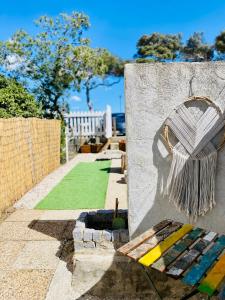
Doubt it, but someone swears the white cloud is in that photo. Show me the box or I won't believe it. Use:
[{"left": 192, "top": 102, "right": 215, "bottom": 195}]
[
  {"left": 71, "top": 95, "right": 81, "bottom": 102},
  {"left": 6, "top": 54, "right": 24, "bottom": 71}
]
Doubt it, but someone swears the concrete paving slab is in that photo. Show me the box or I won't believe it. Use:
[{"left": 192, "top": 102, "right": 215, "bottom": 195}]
[
  {"left": 5, "top": 209, "right": 44, "bottom": 222},
  {"left": 105, "top": 158, "right": 127, "bottom": 209},
  {"left": 0, "top": 241, "right": 25, "bottom": 270},
  {"left": 0, "top": 221, "right": 31, "bottom": 241},
  {"left": 39, "top": 210, "right": 82, "bottom": 221},
  {"left": 0, "top": 269, "right": 54, "bottom": 300},
  {"left": 45, "top": 260, "right": 74, "bottom": 300},
  {"left": 13, "top": 241, "right": 60, "bottom": 270}
]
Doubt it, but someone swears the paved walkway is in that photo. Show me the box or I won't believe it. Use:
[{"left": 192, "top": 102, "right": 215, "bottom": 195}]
[
  {"left": 0, "top": 209, "right": 78, "bottom": 300},
  {"left": 0, "top": 151, "right": 127, "bottom": 300}
]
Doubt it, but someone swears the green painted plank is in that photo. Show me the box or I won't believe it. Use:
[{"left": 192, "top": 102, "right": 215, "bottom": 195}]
[
  {"left": 182, "top": 235, "right": 225, "bottom": 286},
  {"left": 152, "top": 227, "right": 204, "bottom": 272}
]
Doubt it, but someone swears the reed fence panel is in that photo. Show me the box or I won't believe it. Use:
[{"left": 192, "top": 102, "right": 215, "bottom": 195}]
[{"left": 0, "top": 118, "right": 61, "bottom": 214}]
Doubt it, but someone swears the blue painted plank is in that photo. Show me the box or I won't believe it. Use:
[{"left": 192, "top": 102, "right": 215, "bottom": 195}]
[{"left": 182, "top": 235, "right": 225, "bottom": 286}]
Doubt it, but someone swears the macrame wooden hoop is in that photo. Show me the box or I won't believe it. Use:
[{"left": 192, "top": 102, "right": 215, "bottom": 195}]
[{"left": 163, "top": 96, "right": 225, "bottom": 153}]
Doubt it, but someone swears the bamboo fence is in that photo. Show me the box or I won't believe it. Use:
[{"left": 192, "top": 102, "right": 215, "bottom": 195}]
[{"left": 0, "top": 118, "right": 61, "bottom": 215}]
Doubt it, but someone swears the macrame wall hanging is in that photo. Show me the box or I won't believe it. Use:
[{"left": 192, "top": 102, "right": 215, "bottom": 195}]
[{"left": 163, "top": 96, "right": 225, "bottom": 221}]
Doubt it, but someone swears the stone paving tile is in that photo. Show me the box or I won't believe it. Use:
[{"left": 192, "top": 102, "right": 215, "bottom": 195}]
[
  {"left": 28, "top": 220, "right": 68, "bottom": 241},
  {"left": 0, "top": 241, "right": 26, "bottom": 270},
  {"left": 0, "top": 269, "right": 54, "bottom": 300},
  {"left": 45, "top": 260, "right": 74, "bottom": 300},
  {"left": 105, "top": 158, "right": 127, "bottom": 210},
  {"left": 13, "top": 241, "right": 61, "bottom": 270},
  {"left": 5, "top": 209, "right": 44, "bottom": 222},
  {"left": 0, "top": 221, "right": 31, "bottom": 241},
  {"left": 39, "top": 209, "right": 95, "bottom": 221}
]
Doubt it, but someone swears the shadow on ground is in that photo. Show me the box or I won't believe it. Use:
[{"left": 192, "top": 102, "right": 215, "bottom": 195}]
[
  {"left": 100, "top": 167, "right": 122, "bottom": 174},
  {"left": 28, "top": 219, "right": 75, "bottom": 273},
  {"left": 27, "top": 219, "right": 205, "bottom": 299},
  {"left": 116, "top": 177, "right": 126, "bottom": 184},
  {"left": 71, "top": 242, "right": 202, "bottom": 300}
]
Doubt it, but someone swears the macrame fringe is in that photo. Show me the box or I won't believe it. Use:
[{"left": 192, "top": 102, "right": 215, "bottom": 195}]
[{"left": 165, "top": 147, "right": 217, "bottom": 221}]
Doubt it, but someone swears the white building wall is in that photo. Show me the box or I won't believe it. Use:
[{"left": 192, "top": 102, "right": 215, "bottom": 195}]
[{"left": 125, "top": 62, "right": 225, "bottom": 237}]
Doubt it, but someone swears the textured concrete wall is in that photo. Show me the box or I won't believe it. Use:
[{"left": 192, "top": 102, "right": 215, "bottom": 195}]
[{"left": 125, "top": 62, "right": 225, "bottom": 237}]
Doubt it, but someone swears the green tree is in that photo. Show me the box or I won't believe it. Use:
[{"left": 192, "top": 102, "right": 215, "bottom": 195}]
[
  {"left": 215, "top": 31, "right": 225, "bottom": 57},
  {"left": 135, "top": 33, "right": 182, "bottom": 62},
  {"left": 0, "top": 75, "right": 42, "bottom": 118},
  {"left": 73, "top": 46, "right": 124, "bottom": 110},
  {"left": 0, "top": 12, "right": 90, "bottom": 118},
  {"left": 181, "top": 32, "right": 212, "bottom": 61}
]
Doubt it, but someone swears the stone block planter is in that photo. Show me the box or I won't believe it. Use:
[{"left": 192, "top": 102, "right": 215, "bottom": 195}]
[
  {"left": 72, "top": 210, "right": 157, "bottom": 298},
  {"left": 73, "top": 210, "right": 129, "bottom": 252}
]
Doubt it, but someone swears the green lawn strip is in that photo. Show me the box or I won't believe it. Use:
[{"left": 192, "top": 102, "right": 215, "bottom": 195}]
[{"left": 35, "top": 160, "right": 111, "bottom": 209}]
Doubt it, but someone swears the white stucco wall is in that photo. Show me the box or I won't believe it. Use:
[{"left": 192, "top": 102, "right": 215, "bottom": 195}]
[{"left": 125, "top": 62, "right": 225, "bottom": 237}]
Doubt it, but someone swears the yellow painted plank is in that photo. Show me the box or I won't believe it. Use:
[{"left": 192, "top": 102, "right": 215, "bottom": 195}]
[
  {"left": 198, "top": 253, "right": 225, "bottom": 296},
  {"left": 117, "top": 219, "right": 172, "bottom": 255},
  {"left": 138, "top": 224, "right": 193, "bottom": 267}
]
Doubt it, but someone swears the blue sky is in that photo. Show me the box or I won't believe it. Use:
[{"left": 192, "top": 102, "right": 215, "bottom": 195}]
[{"left": 1, "top": 1, "right": 225, "bottom": 112}]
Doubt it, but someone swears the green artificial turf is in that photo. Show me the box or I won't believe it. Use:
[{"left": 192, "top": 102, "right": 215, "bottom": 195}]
[{"left": 35, "top": 160, "right": 111, "bottom": 210}]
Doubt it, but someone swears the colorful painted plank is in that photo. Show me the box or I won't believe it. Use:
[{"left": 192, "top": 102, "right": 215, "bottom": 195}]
[
  {"left": 138, "top": 224, "right": 193, "bottom": 267},
  {"left": 198, "top": 253, "right": 225, "bottom": 296},
  {"left": 166, "top": 231, "right": 217, "bottom": 277},
  {"left": 167, "top": 249, "right": 200, "bottom": 277},
  {"left": 117, "top": 219, "right": 172, "bottom": 255},
  {"left": 128, "top": 222, "right": 182, "bottom": 260},
  {"left": 182, "top": 235, "right": 225, "bottom": 286},
  {"left": 218, "top": 283, "right": 225, "bottom": 300},
  {"left": 192, "top": 231, "right": 217, "bottom": 252},
  {"left": 152, "top": 227, "right": 204, "bottom": 272}
]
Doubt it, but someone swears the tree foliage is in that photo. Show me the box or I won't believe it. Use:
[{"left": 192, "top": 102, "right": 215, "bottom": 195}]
[
  {"left": 73, "top": 46, "right": 124, "bottom": 110},
  {"left": 181, "top": 32, "right": 213, "bottom": 61},
  {"left": 135, "top": 32, "right": 216, "bottom": 63},
  {"left": 0, "top": 12, "right": 124, "bottom": 114},
  {"left": 135, "top": 33, "right": 182, "bottom": 62},
  {"left": 215, "top": 31, "right": 225, "bottom": 54},
  {"left": 0, "top": 75, "right": 42, "bottom": 118},
  {"left": 0, "top": 12, "right": 90, "bottom": 118}
]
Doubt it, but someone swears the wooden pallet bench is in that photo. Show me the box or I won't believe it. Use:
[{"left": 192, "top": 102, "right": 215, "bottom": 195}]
[{"left": 117, "top": 220, "right": 225, "bottom": 299}]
